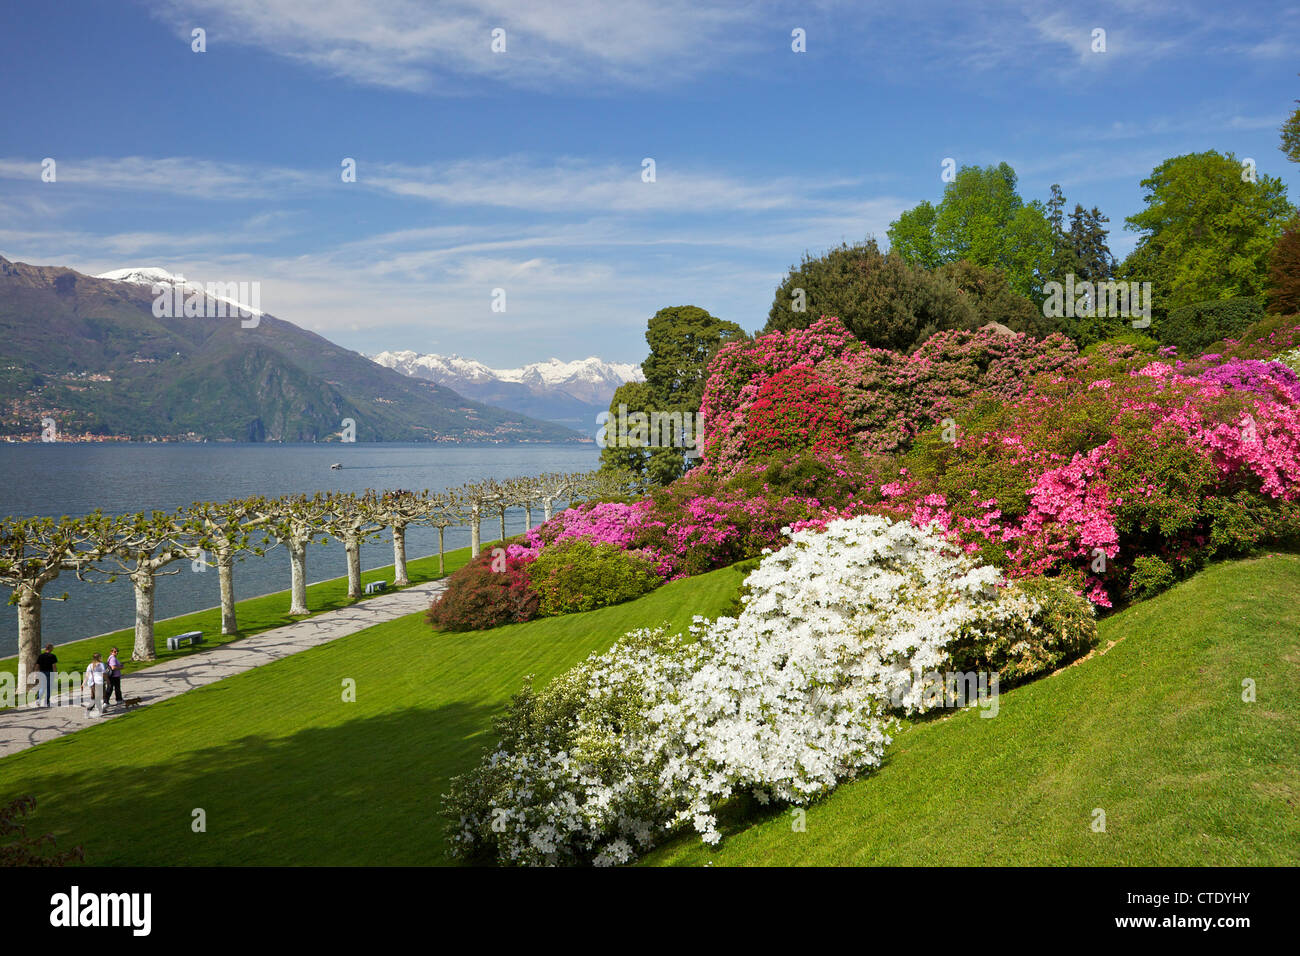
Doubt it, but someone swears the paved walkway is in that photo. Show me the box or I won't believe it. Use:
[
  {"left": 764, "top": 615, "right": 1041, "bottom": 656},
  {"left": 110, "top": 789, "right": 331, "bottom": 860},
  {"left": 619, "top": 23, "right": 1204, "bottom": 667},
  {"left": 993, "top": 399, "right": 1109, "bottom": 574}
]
[{"left": 0, "top": 579, "right": 446, "bottom": 758}]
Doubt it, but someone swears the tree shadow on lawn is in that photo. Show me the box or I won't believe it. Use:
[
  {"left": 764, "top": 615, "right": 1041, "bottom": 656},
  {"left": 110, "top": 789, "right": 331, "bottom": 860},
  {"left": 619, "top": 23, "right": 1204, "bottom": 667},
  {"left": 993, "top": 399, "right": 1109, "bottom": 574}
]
[{"left": 7, "top": 700, "right": 501, "bottom": 867}]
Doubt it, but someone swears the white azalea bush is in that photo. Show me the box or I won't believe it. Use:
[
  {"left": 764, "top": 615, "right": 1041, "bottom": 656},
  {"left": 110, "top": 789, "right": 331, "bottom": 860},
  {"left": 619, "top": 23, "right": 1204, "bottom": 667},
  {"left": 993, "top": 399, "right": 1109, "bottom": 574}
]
[{"left": 444, "top": 515, "right": 1096, "bottom": 866}]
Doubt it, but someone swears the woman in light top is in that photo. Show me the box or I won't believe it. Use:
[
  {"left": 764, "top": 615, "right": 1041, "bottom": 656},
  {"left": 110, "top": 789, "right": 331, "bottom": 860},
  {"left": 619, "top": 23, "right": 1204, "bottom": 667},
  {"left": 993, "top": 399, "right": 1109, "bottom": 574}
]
[{"left": 83, "top": 652, "right": 107, "bottom": 716}]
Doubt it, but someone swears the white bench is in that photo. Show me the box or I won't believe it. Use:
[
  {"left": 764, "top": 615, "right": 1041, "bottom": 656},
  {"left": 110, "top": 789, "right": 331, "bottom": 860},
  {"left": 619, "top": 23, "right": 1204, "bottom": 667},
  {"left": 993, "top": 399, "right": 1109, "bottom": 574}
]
[
  {"left": 166, "top": 630, "right": 204, "bottom": 651},
  {"left": 364, "top": 580, "right": 386, "bottom": 595}
]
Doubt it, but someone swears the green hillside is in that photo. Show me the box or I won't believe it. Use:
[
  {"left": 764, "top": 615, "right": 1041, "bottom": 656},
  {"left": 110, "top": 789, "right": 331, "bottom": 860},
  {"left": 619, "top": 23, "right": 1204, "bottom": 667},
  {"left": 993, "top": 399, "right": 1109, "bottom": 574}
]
[
  {"left": 643, "top": 552, "right": 1300, "bottom": 866},
  {"left": 2, "top": 554, "right": 1294, "bottom": 866}
]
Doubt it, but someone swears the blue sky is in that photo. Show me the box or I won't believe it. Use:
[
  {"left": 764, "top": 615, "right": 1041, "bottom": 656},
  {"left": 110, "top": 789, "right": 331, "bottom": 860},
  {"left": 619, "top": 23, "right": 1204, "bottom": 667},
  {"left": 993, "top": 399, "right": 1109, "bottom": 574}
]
[{"left": 1, "top": 0, "right": 1297, "bottom": 367}]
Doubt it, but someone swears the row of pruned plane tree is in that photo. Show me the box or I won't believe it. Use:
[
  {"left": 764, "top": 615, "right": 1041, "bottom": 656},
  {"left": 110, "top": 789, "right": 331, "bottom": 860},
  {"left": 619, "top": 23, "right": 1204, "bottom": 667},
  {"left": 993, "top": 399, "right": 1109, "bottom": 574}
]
[{"left": 0, "top": 470, "right": 627, "bottom": 688}]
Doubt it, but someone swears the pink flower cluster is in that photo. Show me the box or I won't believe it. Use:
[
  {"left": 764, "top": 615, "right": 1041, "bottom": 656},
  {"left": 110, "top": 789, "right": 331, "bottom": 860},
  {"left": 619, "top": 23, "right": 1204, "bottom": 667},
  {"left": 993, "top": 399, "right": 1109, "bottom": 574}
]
[{"left": 700, "top": 318, "right": 1079, "bottom": 468}]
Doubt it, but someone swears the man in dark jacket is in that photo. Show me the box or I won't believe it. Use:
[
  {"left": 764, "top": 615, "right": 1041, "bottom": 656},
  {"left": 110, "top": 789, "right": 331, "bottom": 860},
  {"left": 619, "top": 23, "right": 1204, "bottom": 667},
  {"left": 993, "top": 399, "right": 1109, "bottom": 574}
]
[{"left": 35, "top": 644, "right": 57, "bottom": 708}]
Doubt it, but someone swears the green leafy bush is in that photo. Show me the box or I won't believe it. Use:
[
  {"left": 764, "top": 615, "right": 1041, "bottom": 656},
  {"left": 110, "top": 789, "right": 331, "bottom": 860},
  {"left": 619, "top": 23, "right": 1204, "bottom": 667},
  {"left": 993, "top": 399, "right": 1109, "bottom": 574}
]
[
  {"left": 1083, "top": 330, "right": 1161, "bottom": 356},
  {"left": 947, "top": 576, "right": 1099, "bottom": 684},
  {"left": 1126, "top": 555, "right": 1177, "bottom": 601},
  {"left": 528, "top": 539, "right": 663, "bottom": 616},
  {"left": 1158, "top": 297, "right": 1264, "bottom": 355}
]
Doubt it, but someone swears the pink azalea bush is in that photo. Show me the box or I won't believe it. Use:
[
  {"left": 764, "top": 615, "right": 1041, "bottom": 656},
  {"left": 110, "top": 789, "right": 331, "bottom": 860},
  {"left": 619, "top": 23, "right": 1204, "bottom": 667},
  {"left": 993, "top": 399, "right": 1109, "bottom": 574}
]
[
  {"left": 700, "top": 318, "right": 1078, "bottom": 466},
  {"left": 869, "top": 351, "right": 1300, "bottom": 605}
]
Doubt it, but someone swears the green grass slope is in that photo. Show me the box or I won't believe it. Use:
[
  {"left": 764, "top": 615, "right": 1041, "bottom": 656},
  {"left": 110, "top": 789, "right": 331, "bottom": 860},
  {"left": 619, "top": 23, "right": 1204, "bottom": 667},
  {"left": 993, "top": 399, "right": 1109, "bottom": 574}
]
[
  {"left": 0, "top": 563, "right": 751, "bottom": 865},
  {"left": 642, "top": 552, "right": 1300, "bottom": 866}
]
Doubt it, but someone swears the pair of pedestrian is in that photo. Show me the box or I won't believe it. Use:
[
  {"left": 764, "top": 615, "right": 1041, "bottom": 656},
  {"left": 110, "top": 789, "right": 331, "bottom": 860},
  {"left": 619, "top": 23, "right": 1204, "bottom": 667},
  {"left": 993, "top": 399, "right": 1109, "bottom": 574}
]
[{"left": 82, "top": 647, "right": 123, "bottom": 716}]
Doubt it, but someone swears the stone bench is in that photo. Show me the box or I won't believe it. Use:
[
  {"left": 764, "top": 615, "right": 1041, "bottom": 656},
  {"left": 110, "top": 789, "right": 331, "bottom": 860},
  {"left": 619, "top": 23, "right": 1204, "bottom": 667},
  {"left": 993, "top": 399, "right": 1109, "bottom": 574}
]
[
  {"left": 364, "top": 580, "right": 386, "bottom": 595},
  {"left": 166, "top": 630, "right": 204, "bottom": 651}
]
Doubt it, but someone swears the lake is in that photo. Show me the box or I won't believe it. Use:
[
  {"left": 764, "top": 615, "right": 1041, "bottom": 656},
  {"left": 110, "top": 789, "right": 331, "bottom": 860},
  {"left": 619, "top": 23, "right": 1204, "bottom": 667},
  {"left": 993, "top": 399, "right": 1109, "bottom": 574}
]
[{"left": 0, "top": 442, "right": 599, "bottom": 655}]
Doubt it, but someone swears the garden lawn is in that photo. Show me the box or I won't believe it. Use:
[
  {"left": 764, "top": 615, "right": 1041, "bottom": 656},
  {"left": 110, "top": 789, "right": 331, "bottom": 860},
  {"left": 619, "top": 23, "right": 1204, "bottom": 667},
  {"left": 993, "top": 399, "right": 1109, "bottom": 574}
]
[
  {"left": 0, "top": 562, "right": 751, "bottom": 865},
  {"left": 641, "top": 552, "right": 1300, "bottom": 866},
  {"left": 1, "top": 545, "right": 476, "bottom": 687}
]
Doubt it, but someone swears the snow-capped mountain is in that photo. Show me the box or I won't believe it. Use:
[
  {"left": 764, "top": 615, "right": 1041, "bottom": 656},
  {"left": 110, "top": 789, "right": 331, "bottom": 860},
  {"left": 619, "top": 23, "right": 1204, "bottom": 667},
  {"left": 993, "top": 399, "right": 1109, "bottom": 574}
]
[
  {"left": 371, "top": 351, "right": 643, "bottom": 429},
  {"left": 96, "top": 266, "right": 264, "bottom": 318}
]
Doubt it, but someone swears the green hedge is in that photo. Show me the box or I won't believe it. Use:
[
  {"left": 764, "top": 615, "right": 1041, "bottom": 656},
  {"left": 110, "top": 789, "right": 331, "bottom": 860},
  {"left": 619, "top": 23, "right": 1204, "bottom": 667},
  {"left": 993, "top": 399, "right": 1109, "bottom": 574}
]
[{"left": 1158, "top": 297, "right": 1264, "bottom": 355}]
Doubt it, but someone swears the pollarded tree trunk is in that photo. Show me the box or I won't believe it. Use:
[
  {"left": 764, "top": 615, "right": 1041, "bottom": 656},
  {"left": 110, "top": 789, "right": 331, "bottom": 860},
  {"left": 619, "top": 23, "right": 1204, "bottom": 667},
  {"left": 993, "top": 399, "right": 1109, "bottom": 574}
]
[
  {"left": 217, "top": 545, "right": 237, "bottom": 635},
  {"left": 543, "top": 497, "right": 554, "bottom": 522},
  {"left": 392, "top": 522, "right": 409, "bottom": 587},
  {"left": 470, "top": 503, "right": 481, "bottom": 558},
  {"left": 437, "top": 526, "right": 445, "bottom": 575},
  {"left": 131, "top": 571, "right": 157, "bottom": 662},
  {"left": 15, "top": 585, "right": 42, "bottom": 698},
  {"left": 499, "top": 508, "right": 507, "bottom": 545},
  {"left": 524, "top": 502, "right": 532, "bottom": 532},
  {"left": 289, "top": 540, "right": 309, "bottom": 615},
  {"left": 344, "top": 533, "right": 362, "bottom": 600}
]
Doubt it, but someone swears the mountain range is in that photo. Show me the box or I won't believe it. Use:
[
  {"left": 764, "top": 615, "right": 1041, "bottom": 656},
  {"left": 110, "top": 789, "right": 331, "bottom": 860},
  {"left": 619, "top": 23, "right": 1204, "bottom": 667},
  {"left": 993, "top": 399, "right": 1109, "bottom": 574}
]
[
  {"left": 0, "top": 258, "right": 583, "bottom": 443},
  {"left": 370, "top": 351, "right": 643, "bottom": 430}
]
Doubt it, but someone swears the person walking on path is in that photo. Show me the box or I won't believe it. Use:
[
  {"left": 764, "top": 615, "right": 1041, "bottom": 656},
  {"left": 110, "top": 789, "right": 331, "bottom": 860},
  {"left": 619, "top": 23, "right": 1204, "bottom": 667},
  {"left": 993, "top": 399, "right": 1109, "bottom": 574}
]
[
  {"left": 104, "top": 647, "right": 123, "bottom": 709},
  {"left": 35, "top": 644, "right": 57, "bottom": 708},
  {"left": 83, "top": 653, "right": 107, "bottom": 717}
]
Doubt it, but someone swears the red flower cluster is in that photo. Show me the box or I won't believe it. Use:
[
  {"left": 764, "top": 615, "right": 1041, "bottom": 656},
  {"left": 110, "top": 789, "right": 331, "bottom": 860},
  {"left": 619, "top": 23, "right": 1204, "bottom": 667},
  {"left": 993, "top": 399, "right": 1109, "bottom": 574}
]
[{"left": 745, "top": 366, "right": 851, "bottom": 459}]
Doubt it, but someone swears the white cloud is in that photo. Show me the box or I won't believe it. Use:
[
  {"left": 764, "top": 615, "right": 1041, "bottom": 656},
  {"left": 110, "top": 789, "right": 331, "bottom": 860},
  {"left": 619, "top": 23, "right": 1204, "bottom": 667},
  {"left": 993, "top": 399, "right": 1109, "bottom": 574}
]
[
  {"left": 363, "top": 157, "right": 872, "bottom": 214},
  {"left": 0, "top": 156, "right": 321, "bottom": 200},
  {"left": 151, "top": 0, "right": 760, "bottom": 92}
]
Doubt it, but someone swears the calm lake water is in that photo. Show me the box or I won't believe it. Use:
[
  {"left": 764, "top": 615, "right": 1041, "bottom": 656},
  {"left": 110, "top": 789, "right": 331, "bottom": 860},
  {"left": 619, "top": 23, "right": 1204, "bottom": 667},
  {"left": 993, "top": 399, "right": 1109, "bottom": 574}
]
[{"left": 0, "top": 443, "right": 598, "bottom": 656}]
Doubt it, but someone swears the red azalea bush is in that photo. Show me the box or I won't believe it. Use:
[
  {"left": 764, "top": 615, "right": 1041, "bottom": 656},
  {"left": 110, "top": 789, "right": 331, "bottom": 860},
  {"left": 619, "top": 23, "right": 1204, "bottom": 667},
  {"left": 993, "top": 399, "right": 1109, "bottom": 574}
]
[
  {"left": 745, "top": 366, "right": 850, "bottom": 458},
  {"left": 426, "top": 548, "right": 540, "bottom": 631}
]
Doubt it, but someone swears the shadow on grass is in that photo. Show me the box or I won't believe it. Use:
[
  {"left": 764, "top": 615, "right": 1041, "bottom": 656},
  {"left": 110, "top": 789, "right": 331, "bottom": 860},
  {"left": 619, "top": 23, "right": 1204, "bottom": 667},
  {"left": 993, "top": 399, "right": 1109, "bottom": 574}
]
[{"left": 7, "top": 700, "right": 501, "bottom": 867}]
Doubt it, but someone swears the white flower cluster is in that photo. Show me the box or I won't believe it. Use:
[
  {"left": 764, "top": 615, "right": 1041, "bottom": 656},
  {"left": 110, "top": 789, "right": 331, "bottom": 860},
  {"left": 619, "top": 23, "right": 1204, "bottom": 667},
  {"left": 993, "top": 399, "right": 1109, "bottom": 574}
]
[{"left": 446, "top": 515, "right": 1037, "bottom": 866}]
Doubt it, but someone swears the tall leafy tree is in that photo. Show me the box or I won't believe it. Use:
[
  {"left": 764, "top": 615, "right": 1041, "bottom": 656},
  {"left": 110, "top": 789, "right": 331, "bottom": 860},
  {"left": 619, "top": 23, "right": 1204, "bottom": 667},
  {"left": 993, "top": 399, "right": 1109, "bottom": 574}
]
[
  {"left": 600, "top": 306, "right": 745, "bottom": 487},
  {"left": 1120, "top": 151, "right": 1294, "bottom": 318},
  {"left": 886, "top": 201, "right": 941, "bottom": 270},
  {"left": 1066, "top": 204, "right": 1117, "bottom": 282},
  {"left": 887, "top": 162, "right": 1055, "bottom": 297},
  {"left": 767, "top": 240, "right": 977, "bottom": 348},
  {"left": 1281, "top": 76, "right": 1300, "bottom": 165},
  {"left": 1267, "top": 213, "right": 1300, "bottom": 316},
  {"left": 0, "top": 516, "right": 97, "bottom": 692},
  {"left": 934, "top": 259, "right": 1054, "bottom": 334}
]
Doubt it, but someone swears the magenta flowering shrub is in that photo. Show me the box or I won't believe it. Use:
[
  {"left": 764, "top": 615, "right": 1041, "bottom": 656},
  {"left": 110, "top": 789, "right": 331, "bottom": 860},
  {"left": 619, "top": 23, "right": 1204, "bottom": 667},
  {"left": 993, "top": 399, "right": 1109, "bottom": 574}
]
[
  {"left": 517, "top": 501, "right": 652, "bottom": 558},
  {"left": 879, "top": 352, "right": 1300, "bottom": 606},
  {"left": 1196, "top": 358, "right": 1300, "bottom": 403}
]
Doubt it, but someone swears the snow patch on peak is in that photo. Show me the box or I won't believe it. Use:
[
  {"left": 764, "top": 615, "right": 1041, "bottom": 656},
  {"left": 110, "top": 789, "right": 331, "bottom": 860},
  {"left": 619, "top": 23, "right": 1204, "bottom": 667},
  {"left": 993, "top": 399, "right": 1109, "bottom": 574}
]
[
  {"left": 96, "top": 266, "right": 264, "bottom": 318},
  {"left": 96, "top": 266, "right": 184, "bottom": 285},
  {"left": 370, "top": 350, "right": 643, "bottom": 403}
]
